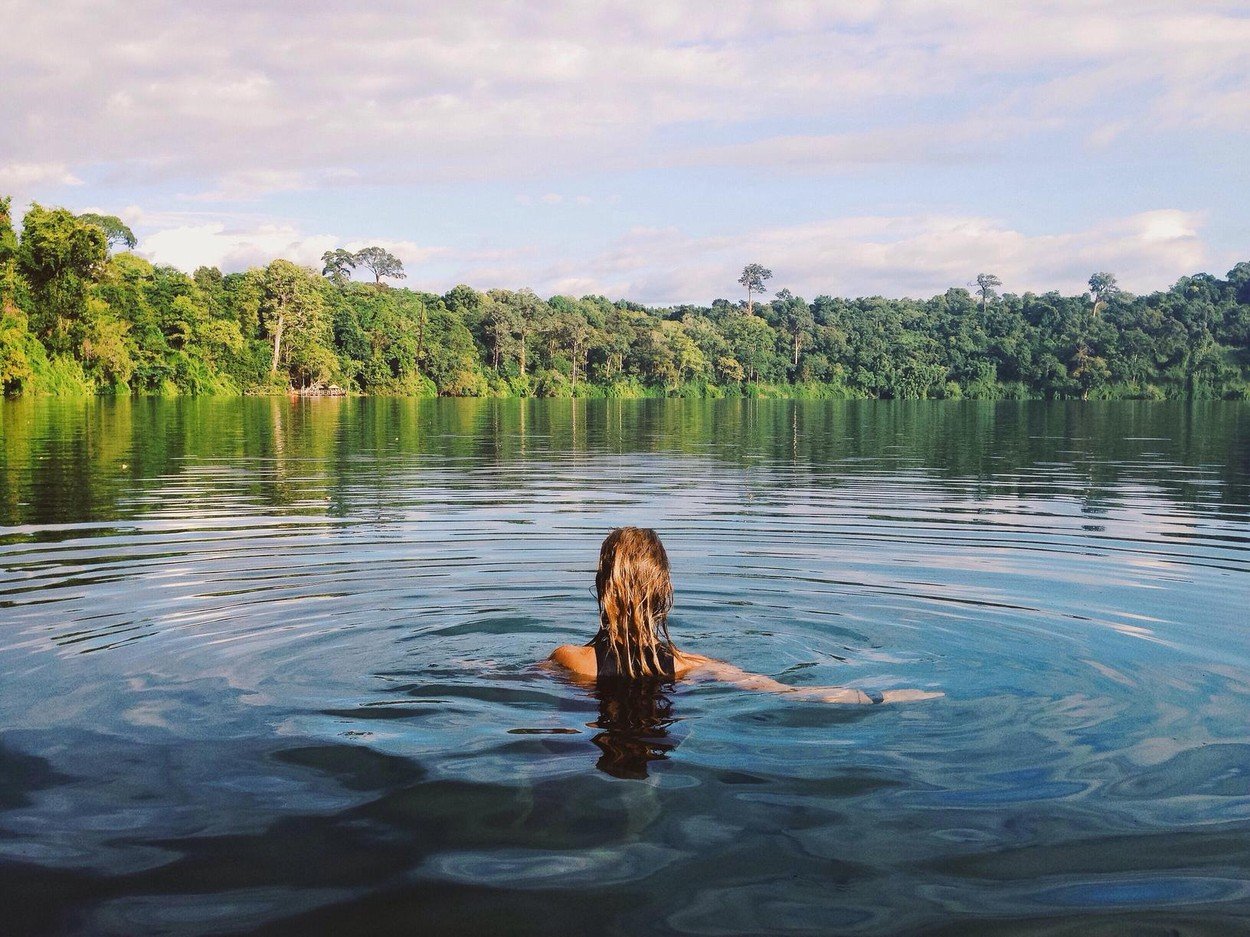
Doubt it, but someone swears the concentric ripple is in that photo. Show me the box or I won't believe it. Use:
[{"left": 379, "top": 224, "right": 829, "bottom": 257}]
[{"left": 1, "top": 397, "right": 1248, "bottom": 936}]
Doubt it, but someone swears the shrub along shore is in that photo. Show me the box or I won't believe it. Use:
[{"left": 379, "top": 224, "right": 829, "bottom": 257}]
[{"left": 2, "top": 197, "right": 1248, "bottom": 401}]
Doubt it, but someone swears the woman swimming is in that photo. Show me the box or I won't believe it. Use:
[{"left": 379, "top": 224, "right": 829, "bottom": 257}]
[{"left": 550, "top": 526, "right": 942, "bottom": 704}]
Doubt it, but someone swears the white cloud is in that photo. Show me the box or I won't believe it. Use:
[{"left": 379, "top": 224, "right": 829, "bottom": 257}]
[
  {"left": 135, "top": 206, "right": 1214, "bottom": 304},
  {"left": 140, "top": 223, "right": 338, "bottom": 272},
  {"left": 670, "top": 118, "right": 1047, "bottom": 172},
  {"left": 5, "top": 2, "right": 1240, "bottom": 298},
  {"left": 442, "top": 209, "right": 1213, "bottom": 304},
  {"left": 2, "top": 2, "right": 1247, "bottom": 192},
  {"left": 0, "top": 161, "right": 83, "bottom": 190},
  {"left": 516, "top": 192, "right": 598, "bottom": 206},
  {"left": 139, "top": 220, "right": 447, "bottom": 282},
  {"left": 180, "top": 170, "right": 310, "bottom": 203}
]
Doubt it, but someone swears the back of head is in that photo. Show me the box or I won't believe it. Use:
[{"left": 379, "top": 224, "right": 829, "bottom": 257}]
[{"left": 595, "top": 527, "right": 674, "bottom": 679}]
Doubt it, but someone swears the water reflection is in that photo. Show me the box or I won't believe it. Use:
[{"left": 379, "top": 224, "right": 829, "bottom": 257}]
[
  {"left": 3, "top": 398, "right": 1249, "bottom": 526},
  {"left": 3, "top": 398, "right": 1250, "bottom": 934},
  {"left": 589, "top": 679, "right": 678, "bottom": 780}
]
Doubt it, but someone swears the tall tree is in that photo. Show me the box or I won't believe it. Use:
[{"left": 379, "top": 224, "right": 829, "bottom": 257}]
[
  {"left": 1, "top": 197, "right": 39, "bottom": 393},
  {"left": 1088, "top": 272, "right": 1120, "bottom": 317},
  {"left": 724, "top": 310, "right": 777, "bottom": 382},
  {"left": 774, "top": 290, "right": 815, "bottom": 368},
  {"left": 512, "top": 288, "right": 546, "bottom": 377},
  {"left": 78, "top": 212, "right": 137, "bottom": 251},
  {"left": 353, "top": 246, "right": 405, "bottom": 286},
  {"left": 16, "top": 204, "right": 108, "bottom": 353},
  {"left": 738, "top": 263, "right": 772, "bottom": 315},
  {"left": 444, "top": 283, "right": 481, "bottom": 313},
  {"left": 1227, "top": 262, "right": 1250, "bottom": 305},
  {"left": 482, "top": 291, "right": 520, "bottom": 371},
  {"left": 414, "top": 299, "right": 427, "bottom": 366},
  {"left": 259, "top": 260, "right": 331, "bottom": 385},
  {"left": 975, "top": 273, "right": 1002, "bottom": 313},
  {"left": 0, "top": 196, "right": 18, "bottom": 297},
  {"left": 321, "top": 248, "right": 356, "bottom": 287},
  {"left": 552, "top": 300, "right": 593, "bottom": 392}
]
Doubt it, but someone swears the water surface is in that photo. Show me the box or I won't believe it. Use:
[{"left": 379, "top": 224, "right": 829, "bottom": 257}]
[{"left": 2, "top": 399, "right": 1249, "bottom": 935}]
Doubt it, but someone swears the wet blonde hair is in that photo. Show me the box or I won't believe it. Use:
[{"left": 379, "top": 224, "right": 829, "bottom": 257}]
[{"left": 595, "top": 527, "right": 675, "bottom": 678}]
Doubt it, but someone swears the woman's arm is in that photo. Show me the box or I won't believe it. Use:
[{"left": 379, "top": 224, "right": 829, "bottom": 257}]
[{"left": 676, "top": 653, "right": 942, "bottom": 704}]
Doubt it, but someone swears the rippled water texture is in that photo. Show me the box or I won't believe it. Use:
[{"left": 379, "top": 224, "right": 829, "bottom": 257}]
[{"left": 2, "top": 398, "right": 1250, "bottom": 936}]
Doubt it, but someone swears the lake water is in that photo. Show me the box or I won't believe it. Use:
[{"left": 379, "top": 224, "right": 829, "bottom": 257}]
[{"left": 2, "top": 398, "right": 1249, "bottom": 936}]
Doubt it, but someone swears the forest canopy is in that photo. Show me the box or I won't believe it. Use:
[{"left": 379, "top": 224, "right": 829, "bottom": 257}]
[{"left": 2, "top": 197, "right": 1248, "bottom": 400}]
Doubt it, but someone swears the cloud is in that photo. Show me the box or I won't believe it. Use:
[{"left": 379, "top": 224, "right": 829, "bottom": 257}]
[
  {"left": 516, "top": 192, "right": 600, "bottom": 206},
  {"left": 139, "top": 219, "right": 447, "bottom": 281},
  {"left": 566, "top": 209, "right": 1210, "bottom": 303},
  {"left": 6, "top": 2, "right": 1239, "bottom": 299},
  {"left": 479, "top": 209, "right": 1213, "bottom": 303},
  {"left": 0, "top": 161, "right": 83, "bottom": 190},
  {"left": 179, "top": 173, "right": 305, "bottom": 204},
  {"left": 669, "top": 118, "right": 1046, "bottom": 172},
  {"left": 2, "top": 2, "right": 1247, "bottom": 192},
  {"left": 140, "top": 223, "right": 339, "bottom": 272},
  {"left": 134, "top": 207, "right": 1215, "bottom": 304}
]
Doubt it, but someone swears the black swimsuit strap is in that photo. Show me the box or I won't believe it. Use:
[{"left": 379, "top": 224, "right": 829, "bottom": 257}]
[
  {"left": 590, "top": 630, "right": 618, "bottom": 678},
  {"left": 589, "top": 629, "right": 675, "bottom": 681}
]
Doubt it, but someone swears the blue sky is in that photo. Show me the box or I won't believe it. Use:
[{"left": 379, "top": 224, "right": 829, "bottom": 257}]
[{"left": 2, "top": 0, "right": 1248, "bottom": 304}]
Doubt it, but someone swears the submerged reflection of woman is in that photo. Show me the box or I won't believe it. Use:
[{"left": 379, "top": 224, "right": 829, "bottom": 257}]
[
  {"left": 550, "top": 527, "right": 942, "bottom": 704},
  {"left": 590, "top": 679, "right": 676, "bottom": 779}
]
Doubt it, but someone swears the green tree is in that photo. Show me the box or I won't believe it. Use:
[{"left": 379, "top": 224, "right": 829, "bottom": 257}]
[
  {"left": 259, "top": 260, "right": 333, "bottom": 386},
  {"left": 1225, "top": 262, "right": 1250, "bottom": 305},
  {"left": 0, "top": 197, "right": 19, "bottom": 291},
  {"left": 321, "top": 248, "right": 357, "bottom": 287},
  {"left": 78, "top": 212, "right": 137, "bottom": 251},
  {"left": 353, "top": 246, "right": 405, "bottom": 286},
  {"left": 16, "top": 203, "right": 108, "bottom": 354},
  {"left": 975, "top": 273, "right": 1002, "bottom": 313},
  {"left": 79, "top": 296, "right": 135, "bottom": 389},
  {"left": 0, "top": 303, "right": 43, "bottom": 393},
  {"left": 2, "top": 192, "right": 1248, "bottom": 401},
  {"left": 444, "top": 284, "right": 483, "bottom": 318},
  {"left": 724, "top": 309, "right": 777, "bottom": 383},
  {"left": 738, "top": 263, "right": 773, "bottom": 315},
  {"left": 549, "top": 298, "right": 595, "bottom": 392},
  {"left": 419, "top": 306, "right": 487, "bottom": 396},
  {"left": 192, "top": 266, "right": 227, "bottom": 318},
  {"left": 1088, "top": 272, "right": 1120, "bottom": 317},
  {"left": 482, "top": 290, "right": 521, "bottom": 372},
  {"left": 511, "top": 288, "right": 546, "bottom": 378},
  {"left": 773, "top": 289, "right": 815, "bottom": 368},
  {"left": 1070, "top": 340, "right": 1110, "bottom": 399}
]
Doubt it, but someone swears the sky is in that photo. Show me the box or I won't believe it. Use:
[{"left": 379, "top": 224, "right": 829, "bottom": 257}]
[{"left": 2, "top": 0, "right": 1248, "bottom": 305}]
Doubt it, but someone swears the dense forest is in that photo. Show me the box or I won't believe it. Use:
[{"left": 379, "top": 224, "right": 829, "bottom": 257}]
[{"left": 2, "top": 197, "right": 1248, "bottom": 400}]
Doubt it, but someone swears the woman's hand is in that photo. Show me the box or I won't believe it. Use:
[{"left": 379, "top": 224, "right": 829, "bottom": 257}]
[
  {"left": 800, "top": 687, "right": 944, "bottom": 704},
  {"left": 880, "top": 688, "right": 944, "bottom": 703}
]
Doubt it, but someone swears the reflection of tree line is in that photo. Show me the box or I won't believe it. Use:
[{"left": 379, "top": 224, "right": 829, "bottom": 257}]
[{"left": 2, "top": 398, "right": 1247, "bottom": 525}]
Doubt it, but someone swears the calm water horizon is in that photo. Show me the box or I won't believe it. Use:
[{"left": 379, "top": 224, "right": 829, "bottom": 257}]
[{"left": 2, "top": 398, "right": 1249, "bottom": 935}]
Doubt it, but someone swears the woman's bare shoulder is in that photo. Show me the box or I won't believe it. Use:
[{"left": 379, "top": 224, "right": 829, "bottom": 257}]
[{"left": 549, "top": 644, "right": 597, "bottom": 678}]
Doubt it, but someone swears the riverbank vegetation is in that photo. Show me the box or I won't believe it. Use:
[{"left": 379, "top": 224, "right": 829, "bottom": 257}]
[{"left": 2, "top": 197, "right": 1248, "bottom": 400}]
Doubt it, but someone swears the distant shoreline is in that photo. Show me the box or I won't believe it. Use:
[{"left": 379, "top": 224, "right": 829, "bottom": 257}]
[
  {"left": 6, "top": 385, "right": 1247, "bottom": 403},
  {"left": 3, "top": 199, "right": 1248, "bottom": 403}
]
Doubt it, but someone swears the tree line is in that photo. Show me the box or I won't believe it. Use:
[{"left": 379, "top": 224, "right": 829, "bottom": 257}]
[{"left": 2, "top": 197, "right": 1248, "bottom": 400}]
